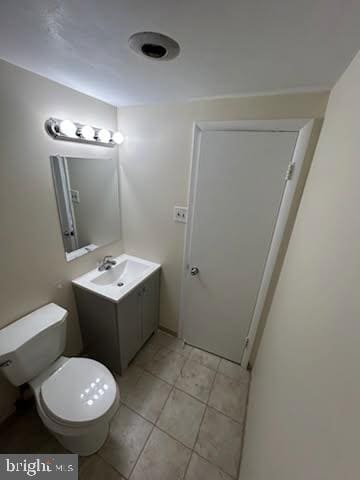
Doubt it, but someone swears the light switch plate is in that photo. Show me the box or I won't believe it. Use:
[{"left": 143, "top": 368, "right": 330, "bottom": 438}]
[
  {"left": 174, "top": 206, "right": 188, "bottom": 223},
  {"left": 70, "top": 189, "right": 80, "bottom": 203}
]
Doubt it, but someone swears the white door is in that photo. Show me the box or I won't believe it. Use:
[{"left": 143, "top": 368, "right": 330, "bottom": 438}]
[{"left": 182, "top": 128, "right": 298, "bottom": 363}]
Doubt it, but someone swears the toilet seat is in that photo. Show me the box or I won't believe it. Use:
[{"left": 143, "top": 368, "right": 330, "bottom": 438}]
[{"left": 40, "top": 357, "right": 117, "bottom": 428}]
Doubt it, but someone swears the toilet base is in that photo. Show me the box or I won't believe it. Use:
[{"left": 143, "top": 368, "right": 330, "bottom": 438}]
[{"left": 52, "top": 421, "right": 109, "bottom": 456}]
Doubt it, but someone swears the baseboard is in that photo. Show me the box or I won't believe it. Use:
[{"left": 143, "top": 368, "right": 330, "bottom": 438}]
[{"left": 158, "top": 325, "right": 178, "bottom": 337}]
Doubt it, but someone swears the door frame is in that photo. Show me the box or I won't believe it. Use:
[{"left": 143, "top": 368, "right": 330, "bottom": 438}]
[
  {"left": 50, "top": 155, "right": 79, "bottom": 252},
  {"left": 179, "top": 119, "right": 315, "bottom": 368}
]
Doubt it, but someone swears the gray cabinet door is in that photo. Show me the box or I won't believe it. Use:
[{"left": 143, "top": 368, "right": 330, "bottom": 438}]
[
  {"left": 74, "top": 286, "right": 120, "bottom": 371},
  {"left": 141, "top": 272, "right": 160, "bottom": 342},
  {"left": 117, "top": 287, "right": 142, "bottom": 369}
]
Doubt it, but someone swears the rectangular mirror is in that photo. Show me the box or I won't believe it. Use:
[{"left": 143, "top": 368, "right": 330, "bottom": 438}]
[{"left": 50, "top": 155, "right": 120, "bottom": 261}]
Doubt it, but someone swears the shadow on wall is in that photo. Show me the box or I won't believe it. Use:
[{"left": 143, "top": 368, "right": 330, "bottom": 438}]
[
  {"left": 249, "top": 118, "right": 324, "bottom": 367},
  {"left": 0, "top": 376, "right": 17, "bottom": 422}
]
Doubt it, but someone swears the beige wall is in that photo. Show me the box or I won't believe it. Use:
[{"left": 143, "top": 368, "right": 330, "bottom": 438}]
[
  {"left": 0, "top": 59, "right": 123, "bottom": 421},
  {"left": 240, "top": 51, "right": 360, "bottom": 479},
  {"left": 117, "top": 92, "right": 329, "bottom": 333}
]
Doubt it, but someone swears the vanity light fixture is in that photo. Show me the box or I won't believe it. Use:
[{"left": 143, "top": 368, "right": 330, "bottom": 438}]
[
  {"left": 59, "top": 119, "right": 77, "bottom": 137},
  {"left": 112, "top": 131, "right": 124, "bottom": 145},
  {"left": 45, "top": 117, "right": 124, "bottom": 148},
  {"left": 97, "top": 128, "right": 111, "bottom": 143},
  {"left": 79, "top": 124, "right": 95, "bottom": 141}
]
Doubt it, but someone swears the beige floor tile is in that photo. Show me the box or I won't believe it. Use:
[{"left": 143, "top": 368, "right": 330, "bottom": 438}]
[
  {"left": 132, "top": 343, "right": 161, "bottom": 368},
  {"left": 157, "top": 388, "right": 205, "bottom": 448},
  {"left": 173, "top": 342, "right": 193, "bottom": 357},
  {"left": 79, "top": 454, "right": 95, "bottom": 467},
  {"left": 123, "top": 371, "right": 172, "bottom": 422},
  {"left": 208, "top": 373, "right": 248, "bottom": 422},
  {"left": 185, "top": 453, "right": 232, "bottom": 480},
  {"left": 217, "top": 359, "right": 250, "bottom": 383},
  {"left": 130, "top": 428, "right": 191, "bottom": 480},
  {"left": 189, "top": 348, "right": 221, "bottom": 371},
  {"left": 175, "top": 359, "right": 216, "bottom": 403},
  {"left": 148, "top": 330, "right": 193, "bottom": 356},
  {"left": 194, "top": 407, "right": 243, "bottom": 478},
  {"left": 145, "top": 347, "right": 187, "bottom": 384},
  {"left": 99, "top": 405, "right": 153, "bottom": 478},
  {"left": 79, "top": 455, "right": 125, "bottom": 480},
  {"left": 116, "top": 365, "right": 144, "bottom": 402},
  {"left": 147, "top": 330, "right": 179, "bottom": 348}
]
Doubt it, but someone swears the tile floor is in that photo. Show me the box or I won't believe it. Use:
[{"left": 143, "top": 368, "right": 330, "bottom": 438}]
[{"left": 0, "top": 330, "right": 250, "bottom": 480}]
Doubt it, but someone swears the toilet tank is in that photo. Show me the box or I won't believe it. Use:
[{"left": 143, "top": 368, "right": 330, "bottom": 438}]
[{"left": 0, "top": 303, "right": 67, "bottom": 386}]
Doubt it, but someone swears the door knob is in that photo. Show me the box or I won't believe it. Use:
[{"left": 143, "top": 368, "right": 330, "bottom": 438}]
[{"left": 190, "top": 266, "right": 199, "bottom": 276}]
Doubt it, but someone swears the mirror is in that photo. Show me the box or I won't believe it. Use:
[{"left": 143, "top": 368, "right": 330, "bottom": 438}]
[{"left": 50, "top": 155, "right": 120, "bottom": 261}]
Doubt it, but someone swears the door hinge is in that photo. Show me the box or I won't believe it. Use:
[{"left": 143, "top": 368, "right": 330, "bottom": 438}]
[
  {"left": 285, "top": 162, "right": 295, "bottom": 181},
  {"left": 245, "top": 337, "right": 250, "bottom": 349}
]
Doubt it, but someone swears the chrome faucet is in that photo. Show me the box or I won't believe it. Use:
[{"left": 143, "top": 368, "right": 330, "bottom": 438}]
[{"left": 98, "top": 255, "right": 116, "bottom": 271}]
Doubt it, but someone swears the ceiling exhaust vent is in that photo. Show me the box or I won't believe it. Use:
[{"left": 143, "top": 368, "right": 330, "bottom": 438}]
[{"left": 129, "top": 32, "right": 180, "bottom": 61}]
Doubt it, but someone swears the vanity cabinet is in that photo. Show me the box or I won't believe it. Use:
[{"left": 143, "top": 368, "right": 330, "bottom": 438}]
[{"left": 74, "top": 270, "right": 160, "bottom": 374}]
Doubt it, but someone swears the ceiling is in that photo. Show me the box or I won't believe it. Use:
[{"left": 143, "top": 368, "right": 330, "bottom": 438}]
[{"left": 0, "top": 0, "right": 359, "bottom": 106}]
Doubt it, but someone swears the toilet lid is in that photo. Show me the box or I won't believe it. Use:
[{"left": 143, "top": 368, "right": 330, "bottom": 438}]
[{"left": 40, "top": 357, "right": 117, "bottom": 426}]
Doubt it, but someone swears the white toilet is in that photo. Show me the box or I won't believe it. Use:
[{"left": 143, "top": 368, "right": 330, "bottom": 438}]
[{"left": 0, "top": 303, "right": 119, "bottom": 456}]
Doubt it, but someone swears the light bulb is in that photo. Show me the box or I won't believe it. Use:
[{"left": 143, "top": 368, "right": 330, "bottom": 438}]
[
  {"left": 112, "top": 131, "right": 124, "bottom": 145},
  {"left": 97, "top": 128, "right": 111, "bottom": 143},
  {"left": 80, "top": 125, "right": 95, "bottom": 140},
  {"left": 59, "top": 119, "right": 77, "bottom": 137}
]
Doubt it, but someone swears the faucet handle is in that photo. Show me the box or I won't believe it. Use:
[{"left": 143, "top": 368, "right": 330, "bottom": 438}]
[{"left": 103, "top": 255, "right": 116, "bottom": 265}]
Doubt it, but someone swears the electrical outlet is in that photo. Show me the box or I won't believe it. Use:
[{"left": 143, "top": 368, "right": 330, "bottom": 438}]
[
  {"left": 174, "top": 206, "right": 188, "bottom": 223},
  {"left": 71, "top": 189, "right": 80, "bottom": 203}
]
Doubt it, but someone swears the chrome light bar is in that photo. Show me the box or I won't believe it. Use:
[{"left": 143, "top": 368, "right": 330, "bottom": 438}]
[{"left": 45, "top": 118, "right": 124, "bottom": 147}]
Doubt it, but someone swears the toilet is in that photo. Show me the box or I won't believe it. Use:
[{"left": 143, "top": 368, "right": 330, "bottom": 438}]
[{"left": 0, "top": 303, "right": 119, "bottom": 456}]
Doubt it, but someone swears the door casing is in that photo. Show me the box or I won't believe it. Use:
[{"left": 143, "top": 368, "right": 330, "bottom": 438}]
[{"left": 179, "top": 119, "right": 315, "bottom": 368}]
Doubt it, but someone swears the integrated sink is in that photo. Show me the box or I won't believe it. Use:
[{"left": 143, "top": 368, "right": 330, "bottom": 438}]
[
  {"left": 92, "top": 259, "right": 150, "bottom": 286},
  {"left": 72, "top": 254, "right": 161, "bottom": 302}
]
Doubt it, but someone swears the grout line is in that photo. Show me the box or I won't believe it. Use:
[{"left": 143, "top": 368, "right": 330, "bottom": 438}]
[
  {"left": 156, "top": 383, "right": 175, "bottom": 423},
  {"left": 127, "top": 384, "right": 175, "bottom": 479},
  {"left": 172, "top": 385, "right": 207, "bottom": 406},
  {"left": 192, "top": 401, "right": 208, "bottom": 450},
  {"left": 204, "top": 403, "right": 245, "bottom": 426},
  {"left": 115, "top": 413, "right": 236, "bottom": 480},
  {"left": 127, "top": 422, "right": 156, "bottom": 479},
  {"left": 131, "top": 353, "right": 248, "bottom": 424},
  {"left": 207, "top": 367, "right": 218, "bottom": 406},
  {"left": 117, "top": 354, "right": 248, "bottom": 425},
  {"left": 93, "top": 452, "right": 129, "bottom": 479},
  {"left": 182, "top": 450, "right": 194, "bottom": 480},
  {"left": 190, "top": 450, "right": 238, "bottom": 480},
  {"left": 120, "top": 402, "right": 156, "bottom": 426},
  {"left": 236, "top": 372, "right": 252, "bottom": 480},
  {"left": 115, "top": 337, "right": 249, "bottom": 479}
]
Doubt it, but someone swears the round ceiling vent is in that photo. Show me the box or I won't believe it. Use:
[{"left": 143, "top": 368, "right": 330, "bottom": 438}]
[{"left": 129, "top": 32, "right": 180, "bottom": 61}]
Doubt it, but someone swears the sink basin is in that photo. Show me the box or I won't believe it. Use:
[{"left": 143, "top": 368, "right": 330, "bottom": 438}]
[
  {"left": 92, "top": 259, "right": 150, "bottom": 287},
  {"left": 72, "top": 254, "right": 161, "bottom": 302}
]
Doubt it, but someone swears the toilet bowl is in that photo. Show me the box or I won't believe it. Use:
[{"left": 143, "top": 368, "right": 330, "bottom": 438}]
[
  {"left": 0, "top": 303, "right": 119, "bottom": 456},
  {"left": 30, "top": 356, "right": 119, "bottom": 455}
]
